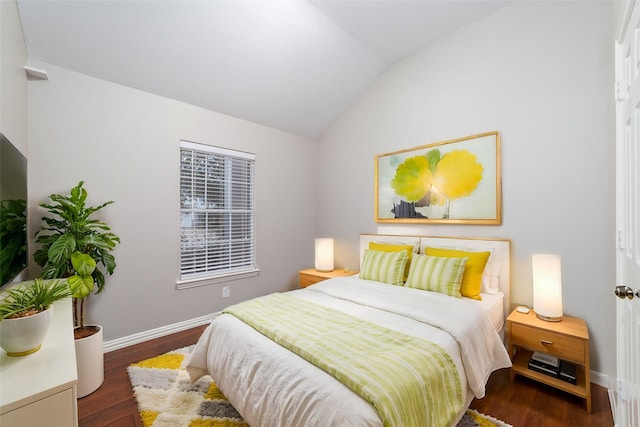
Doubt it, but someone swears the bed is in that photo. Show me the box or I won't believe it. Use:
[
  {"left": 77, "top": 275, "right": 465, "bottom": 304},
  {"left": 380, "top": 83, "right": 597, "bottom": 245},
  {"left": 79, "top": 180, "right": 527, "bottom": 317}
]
[{"left": 186, "top": 234, "right": 512, "bottom": 427}]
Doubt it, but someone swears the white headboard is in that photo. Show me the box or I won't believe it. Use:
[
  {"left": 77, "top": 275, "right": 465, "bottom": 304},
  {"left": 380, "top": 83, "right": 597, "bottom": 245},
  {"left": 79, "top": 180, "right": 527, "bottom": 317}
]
[{"left": 359, "top": 234, "right": 511, "bottom": 317}]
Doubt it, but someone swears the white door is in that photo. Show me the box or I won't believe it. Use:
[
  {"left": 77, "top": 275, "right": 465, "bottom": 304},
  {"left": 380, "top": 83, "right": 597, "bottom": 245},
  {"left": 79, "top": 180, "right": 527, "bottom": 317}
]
[{"left": 615, "top": 1, "right": 640, "bottom": 426}]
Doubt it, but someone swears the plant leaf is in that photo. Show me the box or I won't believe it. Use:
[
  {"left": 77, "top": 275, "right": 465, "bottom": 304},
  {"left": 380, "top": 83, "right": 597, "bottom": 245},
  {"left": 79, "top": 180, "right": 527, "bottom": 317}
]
[
  {"left": 67, "top": 274, "right": 94, "bottom": 299},
  {"left": 101, "top": 252, "right": 117, "bottom": 275},
  {"left": 47, "top": 233, "right": 77, "bottom": 265},
  {"left": 40, "top": 262, "right": 66, "bottom": 280},
  {"left": 93, "top": 268, "right": 106, "bottom": 294},
  {"left": 71, "top": 252, "right": 96, "bottom": 276}
]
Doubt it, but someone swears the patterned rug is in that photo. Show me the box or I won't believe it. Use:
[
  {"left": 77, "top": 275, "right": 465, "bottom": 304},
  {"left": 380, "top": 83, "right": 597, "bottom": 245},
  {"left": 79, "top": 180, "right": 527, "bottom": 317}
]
[{"left": 127, "top": 346, "right": 512, "bottom": 427}]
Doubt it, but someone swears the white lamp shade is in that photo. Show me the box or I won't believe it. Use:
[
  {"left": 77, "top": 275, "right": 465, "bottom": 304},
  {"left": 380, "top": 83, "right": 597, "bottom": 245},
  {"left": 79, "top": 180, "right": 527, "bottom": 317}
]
[
  {"left": 532, "top": 254, "right": 563, "bottom": 321},
  {"left": 315, "top": 238, "right": 334, "bottom": 272}
]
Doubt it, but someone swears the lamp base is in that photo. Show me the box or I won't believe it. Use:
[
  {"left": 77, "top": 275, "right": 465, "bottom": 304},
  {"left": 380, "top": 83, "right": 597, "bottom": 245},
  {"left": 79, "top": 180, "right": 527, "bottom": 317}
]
[
  {"left": 316, "top": 269, "right": 334, "bottom": 273},
  {"left": 535, "top": 312, "right": 562, "bottom": 322}
]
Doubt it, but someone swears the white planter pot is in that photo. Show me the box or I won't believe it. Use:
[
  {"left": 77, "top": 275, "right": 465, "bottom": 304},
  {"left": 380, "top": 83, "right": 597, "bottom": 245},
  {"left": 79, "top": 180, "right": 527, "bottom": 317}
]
[
  {"left": 75, "top": 325, "right": 104, "bottom": 398},
  {"left": 0, "top": 307, "right": 53, "bottom": 356}
]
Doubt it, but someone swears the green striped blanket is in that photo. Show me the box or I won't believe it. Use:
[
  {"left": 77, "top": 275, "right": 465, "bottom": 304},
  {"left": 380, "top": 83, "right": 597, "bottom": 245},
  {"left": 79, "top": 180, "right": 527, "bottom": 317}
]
[{"left": 223, "top": 293, "right": 463, "bottom": 427}]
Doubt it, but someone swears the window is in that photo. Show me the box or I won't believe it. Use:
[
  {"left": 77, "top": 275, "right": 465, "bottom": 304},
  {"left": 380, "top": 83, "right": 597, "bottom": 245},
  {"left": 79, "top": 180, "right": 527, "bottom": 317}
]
[{"left": 178, "top": 141, "right": 257, "bottom": 288}]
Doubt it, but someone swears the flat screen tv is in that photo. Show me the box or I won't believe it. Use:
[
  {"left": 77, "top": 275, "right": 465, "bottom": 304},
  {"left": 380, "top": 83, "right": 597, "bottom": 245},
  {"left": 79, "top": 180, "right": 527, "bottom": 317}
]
[{"left": 0, "top": 133, "right": 28, "bottom": 287}]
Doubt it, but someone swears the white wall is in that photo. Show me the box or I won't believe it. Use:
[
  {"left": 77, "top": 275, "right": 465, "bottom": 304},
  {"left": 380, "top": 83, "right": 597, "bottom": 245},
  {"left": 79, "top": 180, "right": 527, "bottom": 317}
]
[
  {"left": 1, "top": 0, "right": 29, "bottom": 284},
  {"left": 27, "top": 61, "right": 319, "bottom": 341},
  {"left": 0, "top": 0, "right": 28, "bottom": 154},
  {"left": 319, "top": 1, "right": 616, "bottom": 379}
]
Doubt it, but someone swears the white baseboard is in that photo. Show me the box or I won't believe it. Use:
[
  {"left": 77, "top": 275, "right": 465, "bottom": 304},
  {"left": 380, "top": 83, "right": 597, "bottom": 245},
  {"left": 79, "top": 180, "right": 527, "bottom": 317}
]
[
  {"left": 609, "top": 387, "right": 618, "bottom": 426},
  {"left": 591, "top": 370, "right": 610, "bottom": 389},
  {"left": 592, "top": 370, "right": 616, "bottom": 423},
  {"left": 103, "top": 312, "right": 219, "bottom": 353}
]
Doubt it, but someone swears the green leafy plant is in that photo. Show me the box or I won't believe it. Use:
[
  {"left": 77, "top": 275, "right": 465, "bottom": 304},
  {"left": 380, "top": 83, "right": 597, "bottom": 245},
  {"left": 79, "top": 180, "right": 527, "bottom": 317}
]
[
  {"left": 0, "top": 199, "right": 27, "bottom": 284},
  {"left": 33, "top": 181, "right": 120, "bottom": 331},
  {"left": 0, "top": 279, "right": 71, "bottom": 320}
]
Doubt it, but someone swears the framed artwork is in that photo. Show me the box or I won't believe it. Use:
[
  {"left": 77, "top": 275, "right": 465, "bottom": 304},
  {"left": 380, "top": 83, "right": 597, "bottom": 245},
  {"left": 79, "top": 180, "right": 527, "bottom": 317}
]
[{"left": 375, "top": 131, "right": 501, "bottom": 224}]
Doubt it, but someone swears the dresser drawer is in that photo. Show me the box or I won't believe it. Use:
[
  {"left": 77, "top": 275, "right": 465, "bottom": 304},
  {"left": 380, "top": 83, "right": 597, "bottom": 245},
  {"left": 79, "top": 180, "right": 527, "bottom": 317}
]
[{"left": 511, "top": 323, "right": 585, "bottom": 363}]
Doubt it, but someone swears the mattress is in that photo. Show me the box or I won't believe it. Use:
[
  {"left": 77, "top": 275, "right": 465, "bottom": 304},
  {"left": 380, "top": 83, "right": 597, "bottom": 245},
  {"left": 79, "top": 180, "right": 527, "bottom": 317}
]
[
  {"left": 186, "top": 277, "right": 511, "bottom": 427},
  {"left": 475, "top": 291, "right": 505, "bottom": 332}
]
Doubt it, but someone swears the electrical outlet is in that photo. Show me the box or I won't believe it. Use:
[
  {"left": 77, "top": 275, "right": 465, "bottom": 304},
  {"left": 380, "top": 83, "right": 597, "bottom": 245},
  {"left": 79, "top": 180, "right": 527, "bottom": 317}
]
[{"left": 222, "top": 286, "right": 230, "bottom": 298}]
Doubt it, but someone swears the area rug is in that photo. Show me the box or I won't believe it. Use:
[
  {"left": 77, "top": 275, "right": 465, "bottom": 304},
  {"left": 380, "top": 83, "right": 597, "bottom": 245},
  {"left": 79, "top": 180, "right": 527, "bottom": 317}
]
[{"left": 127, "top": 346, "right": 512, "bottom": 427}]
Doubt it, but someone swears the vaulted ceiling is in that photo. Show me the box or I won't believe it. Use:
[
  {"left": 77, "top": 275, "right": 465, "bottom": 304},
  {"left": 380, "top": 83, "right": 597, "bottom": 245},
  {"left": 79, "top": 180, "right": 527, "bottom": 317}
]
[{"left": 16, "top": 1, "right": 510, "bottom": 139}]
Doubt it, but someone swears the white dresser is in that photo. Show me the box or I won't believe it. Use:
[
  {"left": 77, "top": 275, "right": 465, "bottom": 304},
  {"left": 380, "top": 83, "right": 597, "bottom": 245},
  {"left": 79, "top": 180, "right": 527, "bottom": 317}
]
[{"left": 0, "top": 298, "right": 78, "bottom": 426}]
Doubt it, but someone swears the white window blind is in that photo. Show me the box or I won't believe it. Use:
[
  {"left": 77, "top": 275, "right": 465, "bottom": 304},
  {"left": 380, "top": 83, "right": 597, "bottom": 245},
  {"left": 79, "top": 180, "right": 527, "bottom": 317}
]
[{"left": 179, "top": 141, "right": 256, "bottom": 284}]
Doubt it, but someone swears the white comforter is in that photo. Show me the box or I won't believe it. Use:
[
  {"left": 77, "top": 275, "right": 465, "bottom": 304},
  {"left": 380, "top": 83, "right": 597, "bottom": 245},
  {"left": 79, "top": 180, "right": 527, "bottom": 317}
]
[{"left": 186, "top": 277, "right": 511, "bottom": 427}]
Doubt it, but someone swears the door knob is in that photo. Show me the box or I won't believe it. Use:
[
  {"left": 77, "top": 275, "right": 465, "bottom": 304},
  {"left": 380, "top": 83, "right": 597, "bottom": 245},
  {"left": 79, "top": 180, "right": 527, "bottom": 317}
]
[{"left": 615, "top": 285, "right": 636, "bottom": 299}]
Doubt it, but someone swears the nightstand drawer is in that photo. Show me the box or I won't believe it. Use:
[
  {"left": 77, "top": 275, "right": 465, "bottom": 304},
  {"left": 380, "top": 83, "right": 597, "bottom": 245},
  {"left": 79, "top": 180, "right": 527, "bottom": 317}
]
[
  {"left": 299, "top": 272, "right": 323, "bottom": 287},
  {"left": 511, "top": 323, "right": 585, "bottom": 363}
]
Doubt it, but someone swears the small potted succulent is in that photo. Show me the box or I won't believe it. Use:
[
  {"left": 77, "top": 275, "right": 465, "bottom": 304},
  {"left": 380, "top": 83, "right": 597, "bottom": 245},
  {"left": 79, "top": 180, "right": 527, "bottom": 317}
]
[{"left": 0, "top": 278, "right": 71, "bottom": 356}]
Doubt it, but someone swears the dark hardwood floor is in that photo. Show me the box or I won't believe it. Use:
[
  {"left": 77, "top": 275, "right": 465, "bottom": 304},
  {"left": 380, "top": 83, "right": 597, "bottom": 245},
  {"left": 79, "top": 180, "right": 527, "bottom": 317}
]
[
  {"left": 77, "top": 325, "right": 208, "bottom": 427},
  {"left": 470, "top": 366, "right": 614, "bottom": 427},
  {"left": 78, "top": 325, "right": 614, "bottom": 427}
]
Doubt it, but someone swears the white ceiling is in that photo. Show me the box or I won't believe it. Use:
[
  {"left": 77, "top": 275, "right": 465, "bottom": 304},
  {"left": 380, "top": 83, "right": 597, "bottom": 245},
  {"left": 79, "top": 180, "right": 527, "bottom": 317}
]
[{"left": 16, "top": 0, "right": 510, "bottom": 140}]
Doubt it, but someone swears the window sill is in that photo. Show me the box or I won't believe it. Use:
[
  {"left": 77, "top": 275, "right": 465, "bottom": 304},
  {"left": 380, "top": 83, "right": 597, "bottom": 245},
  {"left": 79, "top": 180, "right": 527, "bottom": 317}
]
[{"left": 176, "top": 268, "right": 260, "bottom": 290}]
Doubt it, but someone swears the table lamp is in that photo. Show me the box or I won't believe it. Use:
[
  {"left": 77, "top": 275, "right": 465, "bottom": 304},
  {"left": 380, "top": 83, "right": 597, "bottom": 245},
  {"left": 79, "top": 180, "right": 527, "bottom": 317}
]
[
  {"left": 532, "top": 253, "right": 563, "bottom": 321},
  {"left": 315, "top": 238, "right": 334, "bottom": 272}
]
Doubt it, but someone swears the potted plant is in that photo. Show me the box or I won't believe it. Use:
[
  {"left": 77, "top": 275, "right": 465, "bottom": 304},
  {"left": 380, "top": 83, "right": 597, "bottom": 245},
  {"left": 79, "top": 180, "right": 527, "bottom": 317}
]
[
  {"left": 33, "top": 181, "right": 120, "bottom": 396},
  {"left": 0, "top": 278, "right": 71, "bottom": 356}
]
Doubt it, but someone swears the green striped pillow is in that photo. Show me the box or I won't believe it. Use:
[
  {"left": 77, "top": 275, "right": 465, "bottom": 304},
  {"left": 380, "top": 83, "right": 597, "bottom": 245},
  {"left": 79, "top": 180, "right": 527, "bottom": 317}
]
[
  {"left": 360, "top": 249, "right": 408, "bottom": 286},
  {"left": 405, "top": 254, "right": 468, "bottom": 297}
]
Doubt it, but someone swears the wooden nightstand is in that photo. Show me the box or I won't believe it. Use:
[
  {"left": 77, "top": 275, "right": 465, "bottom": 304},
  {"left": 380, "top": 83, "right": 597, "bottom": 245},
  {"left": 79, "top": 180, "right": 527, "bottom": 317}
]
[
  {"left": 507, "top": 309, "right": 591, "bottom": 412},
  {"left": 298, "top": 268, "right": 358, "bottom": 288}
]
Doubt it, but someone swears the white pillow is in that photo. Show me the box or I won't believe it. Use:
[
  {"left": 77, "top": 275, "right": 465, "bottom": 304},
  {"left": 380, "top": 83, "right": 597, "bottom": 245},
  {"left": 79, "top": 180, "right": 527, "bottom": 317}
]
[{"left": 481, "top": 261, "right": 502, "bottom": 294}]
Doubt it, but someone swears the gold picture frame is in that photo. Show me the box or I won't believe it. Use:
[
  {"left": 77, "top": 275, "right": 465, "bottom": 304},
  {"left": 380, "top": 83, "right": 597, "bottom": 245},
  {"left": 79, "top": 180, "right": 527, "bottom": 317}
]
[{"left": 375, "top": 131, "right": 501, "bottom": 224}]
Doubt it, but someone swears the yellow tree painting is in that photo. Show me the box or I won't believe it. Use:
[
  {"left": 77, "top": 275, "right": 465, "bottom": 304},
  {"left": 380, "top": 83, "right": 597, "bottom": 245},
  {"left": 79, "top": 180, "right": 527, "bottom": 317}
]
[{"left": 375, "top": 131, "right": 501, "bottom": 224}]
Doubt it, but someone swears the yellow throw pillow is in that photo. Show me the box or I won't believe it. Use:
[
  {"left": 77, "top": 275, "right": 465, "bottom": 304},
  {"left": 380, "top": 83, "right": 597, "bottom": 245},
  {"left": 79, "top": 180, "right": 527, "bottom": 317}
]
[
  {"left": 424, "top": 247, "right": 491, "bottom": 300},
  {"left": 369, "top": 242, "right": 414, "bottom": 280}
]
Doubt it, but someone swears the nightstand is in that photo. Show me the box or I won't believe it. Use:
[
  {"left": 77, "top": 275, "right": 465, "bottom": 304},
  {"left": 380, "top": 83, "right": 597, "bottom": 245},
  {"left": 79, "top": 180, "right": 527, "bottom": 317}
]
[
  {"left": 298, "top": 268, "right": 358, "bottom": 288},
  {"left": 507, "top": 309, "right": 591, "bottom": 412}
]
